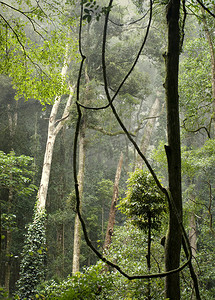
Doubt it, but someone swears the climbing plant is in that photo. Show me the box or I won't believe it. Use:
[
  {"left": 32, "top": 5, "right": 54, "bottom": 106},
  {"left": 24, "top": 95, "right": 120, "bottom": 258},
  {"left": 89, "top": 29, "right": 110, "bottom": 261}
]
[{"left": 16, "top": 208, "right": 47, "bottom": 299}]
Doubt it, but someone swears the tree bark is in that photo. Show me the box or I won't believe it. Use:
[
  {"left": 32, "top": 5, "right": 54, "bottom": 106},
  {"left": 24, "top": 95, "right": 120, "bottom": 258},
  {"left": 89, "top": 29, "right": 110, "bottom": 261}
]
[
  {"left": 72, "top": 119, "right": 86, "bottom": 273},
  {"left": 103, "top": 152, "right": 123, "bottom": 250},
  {"left": 37, "top": 83, "right": 74, "bottom": 211},
  {"left": 164, "top": 1, "right": 182, "bottom": 299}
]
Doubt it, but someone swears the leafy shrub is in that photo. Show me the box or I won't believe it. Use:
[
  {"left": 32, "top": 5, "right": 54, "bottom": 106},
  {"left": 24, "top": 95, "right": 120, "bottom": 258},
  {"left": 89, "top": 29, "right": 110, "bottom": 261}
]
[
  {"left": 38, "top": 261, "right": 113, "bottom": 299},
  {"left": 105, "top": 224, "right": 166, "bottom": 299},
  {"left": 118, "top": 169, "right": 167, "bottom": 231}
]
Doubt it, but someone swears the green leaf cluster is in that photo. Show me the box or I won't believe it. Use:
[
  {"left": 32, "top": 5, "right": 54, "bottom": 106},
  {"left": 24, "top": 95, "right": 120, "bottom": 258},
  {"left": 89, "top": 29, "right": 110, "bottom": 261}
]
[
  {"left": 37, "top": 261, "right": 113, "bottom": 299},
  {"left": 181, "top": 139, "right": 215, "bottom": 180},
  {"left": 0, "top": 1, "right": 79, "bottom": 105},
  {"left": 118, "top": 169, "right": 167, "bottom": 231},
  {"left": 179, "top": 37, "right": 212, "bottom": 129},
  {"left": 0, "top": 150, "right": 37, "bottom": 196},
  {"left": 0, "top": 29, "right": 78, "bottom": 104}
]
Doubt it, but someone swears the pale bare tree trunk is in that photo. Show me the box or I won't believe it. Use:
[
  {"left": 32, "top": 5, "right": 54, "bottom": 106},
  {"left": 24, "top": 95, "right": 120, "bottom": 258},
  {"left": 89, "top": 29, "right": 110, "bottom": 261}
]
[
  {"left": 37, "top": 81, "right": 74, "bottom": 211},
  {"left": 72, "top": 119, "right": 86, "bottom": 273},
  {"left": 103, "top": 152, "right": 123, "bottom": 251},
  {"left": 136, "top": 95, "right": 160, "bottom": 168}
]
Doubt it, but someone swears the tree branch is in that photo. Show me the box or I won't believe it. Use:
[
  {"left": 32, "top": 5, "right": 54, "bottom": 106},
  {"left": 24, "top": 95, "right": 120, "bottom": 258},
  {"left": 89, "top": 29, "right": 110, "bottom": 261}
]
[
  {"left": 196, "top": 0, "right": 215, "bottom": 18},
  {"left": 109, "top": 9, "right": 149, "bottom": 27},
  {"left": 182, "top": 119, "right": 211, "bottom": 138},
  {"left": 0, "top": 1, "right": 47, "bottom": 38}
]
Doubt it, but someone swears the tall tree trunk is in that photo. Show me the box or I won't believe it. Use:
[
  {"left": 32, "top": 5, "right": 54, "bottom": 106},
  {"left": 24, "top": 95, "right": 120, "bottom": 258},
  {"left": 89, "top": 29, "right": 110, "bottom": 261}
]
[
  {"left": 72, "top": 119, "right": 86, "bottom": 273},
  {"left": 136, "top": 95, "right": 160, "bottom": 168},
  {"left": 103, "top": 152, "right": 123, "bottom": 251},
  {"left": 56, "top": 129, "right": 66, "bottom": 277},
  {"left": 72, "top": 66, "right": 92, "bottom": 273},
  {"left": 164, "top": 1, "right": 182, "bottom": 299},
  {"left": 37, "top": 83, "right": 74, "bottom": 211}
]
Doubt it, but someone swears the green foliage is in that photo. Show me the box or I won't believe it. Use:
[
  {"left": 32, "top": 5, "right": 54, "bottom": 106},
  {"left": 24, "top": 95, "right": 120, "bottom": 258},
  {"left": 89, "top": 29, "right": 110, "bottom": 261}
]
[
  {"left": 39, "top": 224, "right": 167, "bottom": 300},
  {"left": 187, "top": 210, "right": 215, "bottom": 299},
  {"left": 105, "top": 223, "right": 166, "bottom": 299},
  {"left": 181, "top": 139, "right": 215, "bottom": 182},
  {"left": 0, "top": 29, "right": 78, "bottom": 104},
  {"left": 118, "top": 169, "right": 166, "bottom": 231},
  {"left": 16, "top": 208, "right": 47, "bottom": 299},
  {"left": 0, "top": 150, "right": 37, "bottom": 196},
  {"left": 151, "top": 138, "right": 215, "bottom": 181},
  {"left": 0, "top": 150, "right": 37, "bottom": 241},
  {"left": 179, "top": 37, "right": 212, "bottom": 130},
  {"left": 96, "top": 179, "right": 113, "bottom": 200},
  {"left": 0, "top": 287, "right": 10, "bottom": 299},
  {"left": 82, "top": 0, "right": 113, "bottom": 23},
  {"left": 0, "top": 1, "right": 79, "bottom": 104},
  {"left": 1, "top": 213, "right": 17, "bottom": 232},
  {"left": 37, "top": 261, "right": 113, "bottom": 299}
]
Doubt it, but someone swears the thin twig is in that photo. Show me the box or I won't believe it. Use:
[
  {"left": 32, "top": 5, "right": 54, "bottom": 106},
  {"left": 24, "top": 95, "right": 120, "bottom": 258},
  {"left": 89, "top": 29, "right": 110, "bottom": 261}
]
[
  {"left": 0, "top": 1, "right": 46, "bottom": 38},
  {"left": 182, "top": 120, "right": 211, "bottom": 138},
  {"left": 109, "top": 9, "right": 149, "bottom": 27}
]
